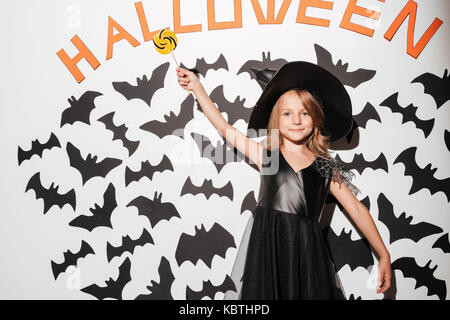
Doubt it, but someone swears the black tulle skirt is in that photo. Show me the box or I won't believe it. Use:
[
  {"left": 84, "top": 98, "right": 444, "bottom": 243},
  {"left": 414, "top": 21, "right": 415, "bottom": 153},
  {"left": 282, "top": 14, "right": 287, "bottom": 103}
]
[{"left": 225, "top": 205, "right": 346, "bottom": 300}]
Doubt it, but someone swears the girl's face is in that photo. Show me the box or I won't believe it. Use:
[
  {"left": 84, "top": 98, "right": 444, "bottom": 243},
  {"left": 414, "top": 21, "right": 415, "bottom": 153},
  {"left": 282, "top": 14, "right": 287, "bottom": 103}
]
[{"left": 277, "top": 91, "right": 314, "bottom": 144}]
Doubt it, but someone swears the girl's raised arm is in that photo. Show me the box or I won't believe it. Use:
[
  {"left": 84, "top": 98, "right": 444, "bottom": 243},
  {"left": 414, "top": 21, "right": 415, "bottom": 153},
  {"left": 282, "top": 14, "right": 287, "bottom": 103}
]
[{"left": 176, "top": 67, "right": 263, "bottom": 171}]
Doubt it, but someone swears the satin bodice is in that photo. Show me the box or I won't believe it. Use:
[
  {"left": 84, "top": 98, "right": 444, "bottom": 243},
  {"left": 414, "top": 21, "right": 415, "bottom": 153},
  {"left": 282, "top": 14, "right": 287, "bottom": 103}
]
[{"left": 256, "top": 147, "right": 331, "bottom": 222}]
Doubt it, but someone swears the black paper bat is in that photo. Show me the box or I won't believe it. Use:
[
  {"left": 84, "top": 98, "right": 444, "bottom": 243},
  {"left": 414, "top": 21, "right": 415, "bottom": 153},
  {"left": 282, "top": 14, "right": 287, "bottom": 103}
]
[
  {"left": 393, "top": 146, "right": 450, "bottom": 202},
  {"left": 112, "top": 62, "right": 169, "bottom": 107},
  {"left": 26, "top": 172, "right": 76, "bottom": 214},
  {"left": 127, "top": 191, "right": 181, "bottom": 228},
  {"left": 380, "top": 92, "right": 434, "bottom": 138},
  {"left": 60, "top": 91, "right": 103, "bottom": 127},
  {"left": 51, "top": 240, "right": 94, "bottom": 280},
  {"left": 180, "top": 176, "right": 234, "bottom": 201},
  {"left": 411, "top": 69, "right": 450, "bottom": 109},
  {"left": 175, "top": 223, "right": 236, "bottom": 268},
  {"left": 348, "top": 294, "right": 362, "bottom": 300},
  {"left": 346, "top": 102, "right": 382, "bottom": 143},
  {"left": 106, "top": 228, "right": 154, "bottom": 262},
  {"left": 240, "top": 190, "right": 257, "bottom": 215},
  {"left": 81, "top": 257, "right": 132, "bottom": 300},
  {"left": 125, "top": 155, "right": 173, "bottom": 187},
  {"left": 377, "top": 193, "right": 442, "bottom": 244},
  {"left": 324, "top": 226, "right": 374, "bottom": 272},
  {"left": 197, "top": 85, "right": 253, "bottom": 125},
  {"left": 314, "top": 44, "right": 376, "bottom": 88},
  {"left": 445, "top": 130, "right": 450, "bottom": 152},
  {"left": 237, "top": 52, "right": 287, "bottom": 88},
  {"left": 392, "top": 257, "right": 446, "bottom": 300},
  {"left": 18, "top": 133, "right": 61, "bottom": 165},
  {"left": 432, "top": 233, "right": 450, "bottom": 254},
  {"left": 140, "top": 94, "right": 195, "bottom": 139},
  {"left": 186, "top": 274, "right": 236, "bottom": 300},
  {"left": 135, "top": 256, "right": 175, "bottom": 300},
  {"left": 180, "top": 54, "right": 228, "bottom": 78},
  {"left": 191, "top": 132, "right": 245, "bottom": 173},
  {"left": 66, "top": 141, "right": 122, "bottom": 185},
  {"left": 97, "top": 112, "right": 140, "bottom": 156},
  {"left": 69, "top": 183, "right": 116, "bottom": 231},
  {"left": 335, "top": 152, "right": 389, "bottom": 175}
]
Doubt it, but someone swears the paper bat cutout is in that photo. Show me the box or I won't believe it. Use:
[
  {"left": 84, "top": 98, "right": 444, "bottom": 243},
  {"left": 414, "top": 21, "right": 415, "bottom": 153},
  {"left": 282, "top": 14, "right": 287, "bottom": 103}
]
[
  {"left": 60, "top": 91, "right": 103, "bottom": 127},
  {"left": 112, "top": 62, "right": 169, "bottom": 107},
  {"left": 186, "top": 274, "right": 236, "bottom": 300},
  {"left": 432, "top": 233, "right": 450, "bottom": 254},
  {"left": 314, "top": 44, "right": 376, "bottom": 88},
  {"left": 348, "top": 294, "right": 362, "bottom": 300},
  {"left": 191, "top": 132, "right": 245, "bottom": 173},
  {"left": 106, "top": 228, "right": 154, "bottom": 262},
  {"left": 377, "top": 193, "right": 442, "bottom": 244},
  {"left": 69, "top": 183, "right": 116, "bottom": 231},
  {"left": 97, "top": 112, "right": 140, "bottom": 156},
  {"left": 445, "top": 130, "right": 450, "bottom": 152},
  {"left": 51, "top": 240, "right": 94, "bottom": 280},
  {"left": 125, "top": 155, "right": 173, "bottom": 187},
  {"left": 66, "top": 141, "right": 122, "bottom": 185},
  {"left": 180, "top": 54, "right": 229, "bottom": 78},
  {"left": 393, "top": 146, "right": 450, "bottom": 202},
  {"left": 175, "top": 223, "right": 236, "bottom": 268},
  {"left": 335, "top": 152, "right": 389, "bottom": 175},
  {"left": 392, "top": 257, "right": 446, "bottom": 300},
  {"left": 140, "top": 94, "right": 195, "bottom": 139},
  {"left": 26, "top": 172, "right": 76, "bottom": 214},
  {"left": 240, "top": 190, "right": 257, "bottom": 216},
  {"left": 135, "top": 256, "right": 175, "bottom": 300},
  {"left": 380, "top": 92, "right": 434, "bottom": 138},
  {"left": 127, "top": 191, "right": 181, "bottom": 228},
  {"left": 180, "top": 176, "right": 234, "bottom": 201},
  {"left": 81, "top": 257, "right": 132, "bottom": 300},
  {"left": 197, "top": 85, "right": 253, "bottom": 125},
  {"left": 324, "top": 226, "right": 374, "bottom": 272},
  {"left": 18, "top": 133, "right": 61, "bottom": 165},
  {"left": 346, "top": 102, "right": 382, "bottom": 143},
  {"left": 411, "top": 69, "right": 450, "bottom": 109},
  {"left": 237, "top": 52, "right": 287, "bottom": 87}
]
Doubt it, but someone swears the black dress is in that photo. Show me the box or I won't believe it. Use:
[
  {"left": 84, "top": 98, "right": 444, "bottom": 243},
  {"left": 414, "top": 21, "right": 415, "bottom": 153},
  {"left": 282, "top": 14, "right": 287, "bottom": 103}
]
[{"left": 224, "top": 146, "right": 360, "bottom": 300}]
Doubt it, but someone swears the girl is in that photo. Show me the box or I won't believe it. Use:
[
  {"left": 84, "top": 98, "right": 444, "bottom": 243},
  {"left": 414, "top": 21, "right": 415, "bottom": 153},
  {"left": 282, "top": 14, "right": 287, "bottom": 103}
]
[{"left": 176, "top": 61, "right": 392, "bottom": 300}]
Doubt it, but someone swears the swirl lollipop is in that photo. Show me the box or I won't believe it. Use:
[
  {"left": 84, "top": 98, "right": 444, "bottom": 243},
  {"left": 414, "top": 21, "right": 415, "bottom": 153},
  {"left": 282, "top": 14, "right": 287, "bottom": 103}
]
[{"left": 153, "top": 28, "right": 179, "bottom": 67}]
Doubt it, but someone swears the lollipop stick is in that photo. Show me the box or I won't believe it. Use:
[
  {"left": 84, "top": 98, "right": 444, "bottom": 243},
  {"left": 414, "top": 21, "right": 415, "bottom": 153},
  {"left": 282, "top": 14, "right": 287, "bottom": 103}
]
[{"left": 172, "top": 51, "right": 192, "bottom": 96}]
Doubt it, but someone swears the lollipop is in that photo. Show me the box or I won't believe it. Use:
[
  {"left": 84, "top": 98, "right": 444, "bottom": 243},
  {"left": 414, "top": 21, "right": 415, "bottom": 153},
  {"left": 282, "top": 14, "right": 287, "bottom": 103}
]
[{"left": 153, "top": 28, "right": 179, "bottom": 67}]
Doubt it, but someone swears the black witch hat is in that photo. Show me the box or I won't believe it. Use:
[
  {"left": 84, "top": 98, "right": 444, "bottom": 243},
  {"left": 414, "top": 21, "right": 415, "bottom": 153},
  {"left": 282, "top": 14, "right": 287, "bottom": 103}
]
[{"left": 247, "top": 61, "right": 353, "bottom": 142}]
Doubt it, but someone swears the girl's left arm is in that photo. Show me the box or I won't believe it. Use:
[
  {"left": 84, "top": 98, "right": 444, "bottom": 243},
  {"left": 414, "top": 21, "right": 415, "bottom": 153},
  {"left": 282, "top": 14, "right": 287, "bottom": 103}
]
[{"left": 330, "top": 180, "right": 392, "bottom": 294}]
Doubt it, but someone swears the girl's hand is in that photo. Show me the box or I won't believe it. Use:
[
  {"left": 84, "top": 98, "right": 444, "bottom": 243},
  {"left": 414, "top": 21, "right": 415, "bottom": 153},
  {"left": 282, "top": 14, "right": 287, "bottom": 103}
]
[
  {"left": 377, "top": 255, "right": 392, "bottom": 294},
  {"left": 176, "top": 67, "right": 201, "bottom": 92}
]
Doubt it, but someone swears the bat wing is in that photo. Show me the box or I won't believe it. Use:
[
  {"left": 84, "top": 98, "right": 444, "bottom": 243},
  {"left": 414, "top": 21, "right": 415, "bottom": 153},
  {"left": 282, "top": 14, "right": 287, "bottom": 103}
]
[
  {"left": 394, "top": 147, "right": 450, "bottom": 202},
  {"left": 240, "top": 191, "right": 257, "bottom": 214},
  {"left": 135, "top": 256, "right": 175, "bottom": 300},
  {"left": 60, "top": 91, "right": 103, "bottom": 127},
  {"left": 432, "top": 233, "right": 450, "bottom": 254},
  {"left": 325, "top": 226, "right": 374, "bottom": 272},
  {"left": 186, "top": 275, "right": 236, "bottom": 300},
  {"left": 140, "top": 94, "right": 195, "bottom": 139},
  {"left": 81, "top": 257, "right": 132, "bottom": 300},
  {"left": 51, "top": 240, "right": 94, "bottom": 280},
  {"left": 315, "top": 44, "right": 375, "bottom": 88},
  {"left": 18, "top": 133, "right": 61, "bottom": 165},
  {"left": 377, "top": 193, "right": 442, "bottom": 244},
  {"left": 411, "top": 69, "right": 450, "bottom": 109},
  {"left": 392, "top": 257, "right": 446, "bottom": 300},
  {"left": 175, "top": 223, "right": 236, "bottom": 268}
]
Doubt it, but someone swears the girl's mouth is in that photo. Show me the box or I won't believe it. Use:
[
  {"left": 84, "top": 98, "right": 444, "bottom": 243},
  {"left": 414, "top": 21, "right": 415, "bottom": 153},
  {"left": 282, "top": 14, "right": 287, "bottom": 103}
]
[{"left": 289, "top": 129, "right": 304, "bottom": 131}]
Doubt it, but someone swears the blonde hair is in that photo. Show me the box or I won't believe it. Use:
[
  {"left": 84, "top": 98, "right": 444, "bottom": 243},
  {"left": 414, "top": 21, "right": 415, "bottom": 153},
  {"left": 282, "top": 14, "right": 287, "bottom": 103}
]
[{"left": 261, "top": 88, "right": 333, "bottom": 160}]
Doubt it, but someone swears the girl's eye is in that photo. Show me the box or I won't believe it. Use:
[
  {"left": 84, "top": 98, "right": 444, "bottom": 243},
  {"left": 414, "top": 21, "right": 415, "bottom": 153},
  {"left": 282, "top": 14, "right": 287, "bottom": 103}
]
[
  {"left": 283, "top": 112, "right": 290, "bottom": 116},
  {"left": 303, "top": 112, "right": 309, "bottom": 116}
]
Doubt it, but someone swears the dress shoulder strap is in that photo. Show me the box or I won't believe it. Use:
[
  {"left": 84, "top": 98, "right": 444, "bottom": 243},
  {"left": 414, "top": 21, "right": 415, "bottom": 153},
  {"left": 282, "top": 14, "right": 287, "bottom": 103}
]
[{"left": 314, "top": 156, "right": 361, "bottom": 196}]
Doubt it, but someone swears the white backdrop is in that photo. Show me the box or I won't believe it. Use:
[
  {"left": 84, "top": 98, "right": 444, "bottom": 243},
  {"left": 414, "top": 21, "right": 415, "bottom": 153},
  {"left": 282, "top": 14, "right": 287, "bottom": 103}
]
[{"left": 1, "top": 0, "right": 449, "bottom": 299}]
